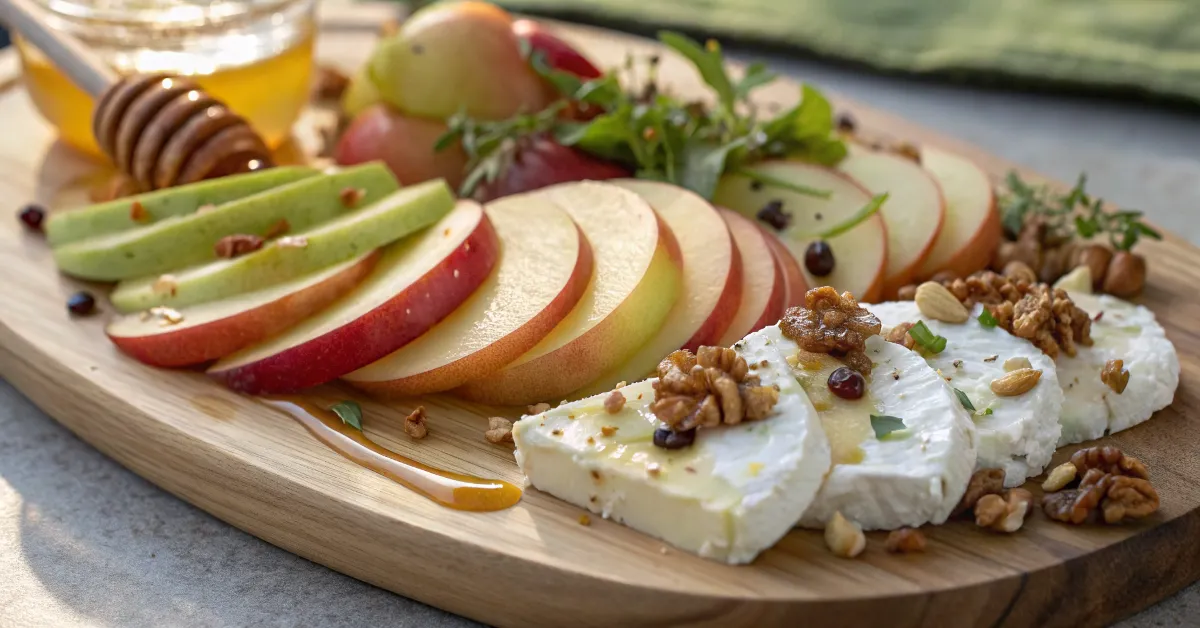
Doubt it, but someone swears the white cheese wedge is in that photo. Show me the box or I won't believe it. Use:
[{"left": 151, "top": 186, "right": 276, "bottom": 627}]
[
  {"left": 869, "top": 301, "right": 1062, "bottom": 486},
  {"left": 775, "top": 335, "right": 976, "bottom": 530},
  {"left": 513, "top": 325, "right": 831, "bottom": 564},
  {"left": 1057, "top": 291, "right": 1179, "bottom": 444}
]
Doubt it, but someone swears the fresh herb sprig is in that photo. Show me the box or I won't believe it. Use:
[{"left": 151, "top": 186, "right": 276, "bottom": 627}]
[
  {"left": 998, "top": 172, "right": 1161, "bottom": 252},
  {"left": 870, "top": 415, "right": 906, "bottom": 439},
  {"left": 907, "top": 320, "right": 947, "bottom": 354}
]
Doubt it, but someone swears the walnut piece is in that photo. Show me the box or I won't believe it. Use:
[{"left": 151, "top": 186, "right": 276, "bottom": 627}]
[
  {"left": 885, "top": 528, "right": 927, "bottom": 553},
  {"left": 604, "top": 390, "right": 626, "bottom": 414},
  {"left": 339, "top": 187, "right": 366, "bottom": 208},
  {"left": 1069, "top": 446, "right": 1148, "bottom": 480},
  {"left": 884, "top": 322, "right": 916, "bottom": 350},
  {"left": 130, "top": 200, "right": 149, "bottom": 222},
  {"left": 485, "top": 417, "right": 514, "bottom": 443},
  {"left": 1101, "top": 359, "right": 1130, "bottom": 394},
  {"left": 1043, "top": 469, "right": 1109, "bottom": 524},
  {"left": 1101, "top": 475, "right": 1159, "bottom": 523},
  {"left": 404, "top": 406, "right": 428, "bottom": 439},
  {"left": 780, "top": 287, "right": 881, "bottom": 375},
  {"left": 975, "top": 488, "right": 1033, "bottom": 533},
  {"left": 526, "top": 403, "right": 551, "bottom": 415},
  {"left": 311, "top": 65, "right": 350, "bottom": 101},
  {"left": 213, "top": 234, "right": 265, "bottom": 259},
  {"left": 824, "top": 511, "right": 866, "bottom": 558},
  {"left": 952, "top": 468, "right": 1006, "bottom": 517},
  {"left": 152, "top": 274, "right": 178, "bottom": 296},
  {"left": 1044, "top": 466, "right": 1159, "bottom": 525},
  {"left": 264, "top": 218, "right": 291, "bottom": 239},
  {"left": 650, "top": 346, "right": 780, "bottom": 433}
]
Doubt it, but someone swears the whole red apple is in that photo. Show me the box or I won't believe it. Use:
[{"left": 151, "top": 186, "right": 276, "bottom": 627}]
[
  {"left": 513, "top": 19, "right": 602, "bottom": 80},
  {"left": 474, "top": 135, "right": 629, "bottom": 202},
  {"left": 335, "top": 105, "right": 468, "bottom": 188}
]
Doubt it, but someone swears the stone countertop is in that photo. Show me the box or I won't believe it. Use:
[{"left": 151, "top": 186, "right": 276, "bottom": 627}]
[{"left": 2, "top": 38, "right": 1200, "bottom": 628}]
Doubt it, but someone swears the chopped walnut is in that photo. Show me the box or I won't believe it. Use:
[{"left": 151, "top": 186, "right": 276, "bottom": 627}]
[
  {"left": 152, "top": 274, "right": 178, "bottom": 297},
  {"left": 885, "top": 528, "right": 927, "bottom": 553},
  {"left": 974, "top": 488, "right": 1033, "bottom": 533},
  {"left": 884, "top": 322, "right": 916, "bottom": 350},
  {"left": 780, "top": 287, "right": 882, "bottom": 374},
  {"left": 404, "top": 406, "right": 428, "bottom": 439},
  {"left": 1101, "top": 359, "right": 1130, "bottom": 394},
  {"left": 952, "top": 468, "right": 1006, "bottom": 517},
  {"left": 936, "top": 272, "right": 1091, "bottom": 359},
  {"left": 896, "top": 284, "right": 918, "bottom": 301},
  {"left": 604, "top": 390, "right": 626, "bottom": 414},
  {"left": 147, "top": 306, "right": 184, "bottom": 326},
  {"left": 213, "top": 234, "right": 265, "bottom": 259},
  {"left": 339, "top": 187, "right": 366, "bottom": 208},
  {"left": 526, "top": 403, "right": 551, "bottom": 415},
  {"left": 130, "top": 200, "right": 149, "bottom": 222},
  {"left": 1101, "top": 475, "right": 1159, "bottom": 523},
  {"left": 650, "top": 346, "right": 780, "bottom": 433},
  {"left": 485, "top": 417, "right": 513, "bottom": 443},
  {"left": 311, "top": 65, "right": 350, "bottom": 101},
  {"left": 264, "top": 218, "right": 291, "bottom": 239},
  {"left": 1069, "top": 446, "right": 1148, "bottom": 480}
]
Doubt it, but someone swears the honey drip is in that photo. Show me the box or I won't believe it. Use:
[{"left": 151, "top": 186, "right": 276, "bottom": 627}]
[{"left": 263, "top": 398, "right": 522, "bottom": 512}]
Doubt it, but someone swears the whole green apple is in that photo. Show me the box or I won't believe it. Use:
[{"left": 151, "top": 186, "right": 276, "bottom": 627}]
[{"left": 369, "top": 1, "right": 551, "bottom": 121}]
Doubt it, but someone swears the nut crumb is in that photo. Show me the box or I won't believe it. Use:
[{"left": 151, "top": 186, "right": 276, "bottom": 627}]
[
  {"left": 264, "top": 218, "right": 291, "bottom": 239},
  {"left": 311, "top": 65, "right": 350, "bottom": 101},
  {"left": 485, "top": 417, "right": 513, "bottom": 443},
  {"left": 147, "top": 306, "right": 184, "bottom": 326},
  {"left": 1003, "top": 356, "right": 1032, "bottom": 372},
  {"left": 604, "top": 390, "right": 626, "bottom": 414},
  {"left": 885, "top": 528, "right": 927, "bottom": 553},
  {"left": 130, "top": 201, "right": 149, "bottom": 222},
  {"left": 213, "top": 233, "right": 264, "bottom": 259},
  {"left": 600, "top": 426, "right": 618, "bottom": 437},
  {"left": 646, "top": 463, "right": 662, "bottom": 477},
  {"left": 277, "top": 236, "right": 309, "bottom": 249},
  {"left": 975, "top": 489, "right": 1033, "bottom": 533},
  {"left": 884, "top": 322, "right": 916, "bottom": 350},
  {"left": 825, "top": 511, "right": 866, "bottom": 558},
  {"left": 526, "top": 403, "right": 551, "bottom": 415},
  {"left": 152, "top": 274, "right": 178, "bottom": 297},
  {"left": 404, "top": 406, "right": 428, "bottom": 439},
  {"left": 551, "top": 428, "right": 562, "bottom": 436},
  {"left": 1042, "top": 462, "right": 1078, "bottom": 492},
  {"left": 339, "top": 187, "right": 366, "bottom": 208},
  {"left": 578, "top": 514, "right": 591, "bottom": 526},
  {"left": 1101, "top": 359, "right": 1130, "bottom": 394},
  {"left": 984, "top": 355, "right": 998, "bottom": 362}
]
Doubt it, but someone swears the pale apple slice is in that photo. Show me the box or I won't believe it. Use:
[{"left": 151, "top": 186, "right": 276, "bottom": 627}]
[
  {"left": 915, "top": 146, "right": 1000, "bottom": 280},
  {"left": 838, "top": 145, "right": 945, "bottom": 297},
  {"left": 761, "top": 222, "right": 807, "bottom": 308},
  {"left": 713, "top": 161, "right": 887, "bottom": 303},
  {"left": 106, "top": 252, "right": 378, "bottom": 368},
  {"left": 455, "top": 181, "right": 681, "bottom": 405},
  {"left": 208, "top": 201, "right": 499, "bottom": 394},
  {"left": 717, "top": 209, "right": 786, "bottom": 346},
  {"left": 343, "top": 193, "right": 593, "bottom": 396},
  {"left": 573, "top": 179, "right": 741, "bottom": 395}
]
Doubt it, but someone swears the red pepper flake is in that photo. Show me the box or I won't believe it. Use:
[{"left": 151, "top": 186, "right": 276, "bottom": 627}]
[{"left": 130, "top": 201, "right": 149, "bottom": 222}]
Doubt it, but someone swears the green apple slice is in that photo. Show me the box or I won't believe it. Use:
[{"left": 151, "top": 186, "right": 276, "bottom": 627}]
[
  {"left": 45, "top": 166, "right": 318, "bottom": 246},
  {"left": 109, "top": 179, "right": 455, "bottom": 312},
  {"left": 53, "top": 163, "right": 400, "bottom": 281}
]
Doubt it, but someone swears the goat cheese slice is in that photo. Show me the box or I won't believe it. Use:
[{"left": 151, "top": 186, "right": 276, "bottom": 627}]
[
  {"left": 869, "top": 301, "right": 1062, "bottom": 486},
  {"left": 1057, "top": 291, "right": 1179, "bottom": 444},
  {"left": 513, "top": 325, "right": 831, "bottom": 564},
  {"left": 778, "top": 335, "right": 977, "bottom": 530}
]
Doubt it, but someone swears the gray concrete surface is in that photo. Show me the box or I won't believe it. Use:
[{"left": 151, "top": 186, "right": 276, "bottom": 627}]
[{"left": 2, "top": 44, "right": 1200, "bottom": 628}]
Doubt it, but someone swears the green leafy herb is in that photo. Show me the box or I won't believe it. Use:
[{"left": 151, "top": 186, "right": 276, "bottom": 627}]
[
  {"left": 952, "top": 388, "right": 976, "bottom": 412},
  {"left": 870, "top": 415, "right": 906, "bottom": 439},
  {"left": 907, "top": 320, "right": 947, "bottom": 354},
  {"left": 330, "top": 400, "right": 363, "bottom": 431},
  {"left": 982, "top": 407, "right": 994, "bottom": 416},
  {"left": 998, "top": 172, "right": 1162, "bottom": 251},
  {"left": 977, "top": 307, "right": 999, "bottom": 328}
]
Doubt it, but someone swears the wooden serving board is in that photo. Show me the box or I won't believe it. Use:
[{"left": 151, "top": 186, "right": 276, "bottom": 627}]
[{"left": 2, "top": 16, "right": 1199, "bottom": 628}]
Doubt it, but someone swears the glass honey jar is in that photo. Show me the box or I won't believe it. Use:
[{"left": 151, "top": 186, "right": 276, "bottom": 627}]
[{"left": 15, "top": 0, "right": 316, "bottom": 157}]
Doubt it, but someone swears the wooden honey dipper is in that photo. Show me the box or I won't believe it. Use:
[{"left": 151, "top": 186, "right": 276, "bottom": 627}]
[{"left": 0, "top": 0, "right": 275, "bottom": 190}]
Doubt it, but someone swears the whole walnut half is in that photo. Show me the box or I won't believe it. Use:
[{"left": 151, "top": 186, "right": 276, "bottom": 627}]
[
  {"left": 650, "top": 347, "right": 780, "bottom": 434},
  {"left": 780, "top": 287, "right": 881, "bottom": 375}
]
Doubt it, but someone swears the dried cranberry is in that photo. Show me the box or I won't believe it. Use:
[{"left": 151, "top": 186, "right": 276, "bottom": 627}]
[
  {"left": 653, "top": 427, "right": 696, "bottom": 450},
  {"left": 827, "top": 367, "right": 865, "bottom": 400},
  {"left": 67, "top": 291, "right": 97, "bottom": 316},
  {"left": 18, "top": 204, "right": 46, "bottom": 233},
  {"left": 756, "top": 200, "right": 791, "bottom": 231},
  {"left": 805, "top": 240, "right": 835, "bottom": 276}
]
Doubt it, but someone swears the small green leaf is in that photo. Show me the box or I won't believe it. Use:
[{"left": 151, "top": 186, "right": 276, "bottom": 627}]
[
  {"left": 983, "top": 407, "right": 994, "bottom": 416},
  {"left": 680, "top": 137, "right": 748, "bottom": 199},
  {"left": 870, "top": 415, "right": 906, "bottom": 439},
  {"left": 908, "top": 320, "right": 947, "bottom": 354},
  {"left": 734, "top": 62, "right": 777, "bottom": 100},
  {"left": 330, "top": 401, "right": 363, "bottom": 431},
  {"left": 658, "top": 31, "right": 735, "bottom": 111},
  {"left": 953, "top": 388, "right": 976, "bottom": 412},
  {"left": 816, "top": 193, "right": 888, "bottom": 239},
  {"left": 977, "top": 307, "right": 999, "bottom": 328}
]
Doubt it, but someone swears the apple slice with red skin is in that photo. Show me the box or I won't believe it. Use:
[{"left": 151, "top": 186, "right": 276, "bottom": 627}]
[
  {"left": 473, "top": 135, "right": 629, "bottom": 202},
  {"left": 717, "top": 209, "right": 786, "bottom": 346},
  {"left": 761, "top": 221, "right": 807, "bottom": 308},
  {"left": 838, "top": 144, "right": 946, "bottom": 297},
  {"left": 574, "top": 180, "right": 741, "bottom": 395},
  {"left": 106, "top": 252, "right": 378, "bottom": 368},
  {"left": 343, "top": 193, "right": 593, "bottom": 396},
  {"left": 915, "top": 146, "right": 1000, "bottom": 281},
  {"left": 209, "top": 201, "right": 499, "bottom": 394}
]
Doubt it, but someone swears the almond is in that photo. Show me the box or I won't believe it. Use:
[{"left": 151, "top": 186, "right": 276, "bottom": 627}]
[
  {"left": 1003, "top": 356, "right": 1032, "bottom": 372},
  {"left": 915, "top": 281, "right": 969, "bottom": 323},
  {"left": 990, "top": 368, "right": 1042, "bottom": 396}
]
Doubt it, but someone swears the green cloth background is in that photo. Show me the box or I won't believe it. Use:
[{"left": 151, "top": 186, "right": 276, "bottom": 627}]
[{"left": 495, "top": 0, "right": 1200, "bottom": 105}]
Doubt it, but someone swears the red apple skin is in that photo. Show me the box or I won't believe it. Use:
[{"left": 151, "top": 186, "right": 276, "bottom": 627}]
[
  {"left": 335, "top": 105, "right": 468, "bottom": 189},
  {"left": 513, "top": 19, "right": 602, "bottom": 79},
  {"left": 475, "top": 136, "right": 629, "bottom": 202},
  {"left": 760, "top": 225, "right": 808, "bottom": 309},
  {"left": 209, "top": 217, "right": 501, "bottom": 394},
  {"left": 107, "top": 252, "right": 379, "bottom": 368},
  {"left": 752, "top": 251, "right": 788, "bottom": 333},
  {"left": 682, "top": 230, "right": 743, "bottom": 351}
]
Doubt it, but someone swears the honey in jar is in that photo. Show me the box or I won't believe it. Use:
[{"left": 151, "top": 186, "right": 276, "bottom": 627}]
[{"left": 16, "top": 0, "right": 316, "bottom": 157}]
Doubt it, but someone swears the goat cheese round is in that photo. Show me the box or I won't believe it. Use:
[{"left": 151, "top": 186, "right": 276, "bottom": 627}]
[{"left": 869, "top": 301, "right": 1063, "bottom": 486}]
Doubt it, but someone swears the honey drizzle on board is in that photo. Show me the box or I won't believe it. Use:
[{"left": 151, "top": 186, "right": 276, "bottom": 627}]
[{"left": 262, "top": 398, "right": 522, "bottom": 512}]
